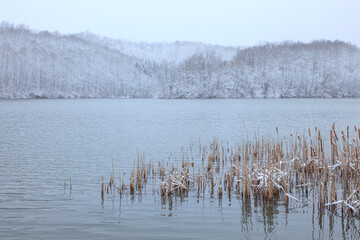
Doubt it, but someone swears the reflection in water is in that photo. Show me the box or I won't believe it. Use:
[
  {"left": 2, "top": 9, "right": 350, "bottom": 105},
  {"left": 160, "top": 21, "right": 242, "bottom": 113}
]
[
  {"left": 240, "top": 197, "right": 253, "bottom": 233},
  {"left": 111, "top": 186, "right": 360, "bottom": 239},
  {"left": 262, "top": 199, "right": 277, "bottom": 235},
  {"left": 309, "top": 206, "right": 360, "bottom": 240}
]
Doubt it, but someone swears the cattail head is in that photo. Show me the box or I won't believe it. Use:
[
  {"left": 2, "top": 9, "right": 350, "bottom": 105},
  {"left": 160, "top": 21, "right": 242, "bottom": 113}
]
[{"left": 330, "top": 130, "right": 333, "bottom": 142}]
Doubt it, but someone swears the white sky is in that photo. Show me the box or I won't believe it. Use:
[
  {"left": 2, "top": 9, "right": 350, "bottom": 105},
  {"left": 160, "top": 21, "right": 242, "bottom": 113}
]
[{"left": 0, "top": 0, "right": 359, "bottom": 46}]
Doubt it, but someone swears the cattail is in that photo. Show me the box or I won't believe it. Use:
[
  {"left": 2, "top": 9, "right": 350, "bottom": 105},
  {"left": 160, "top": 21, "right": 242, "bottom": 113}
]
[
  {"left": 207, "top": 157, "right": 212, "bottom": 172},
  {"left": 101, "top": 176, "right": 104, "bottom": 200},
  {"left": 130, "top": 170, "right": 135, "bottom": 195},
  {"left": 98, "top": 126, "right": 360, "bottom": 216},
  {"left": 161, "top": 181, "right": 167, "bottom": 197},
  {"left": 319, "top": 179, "right": 322, "bottom": 208},
  {"left": 119, "top": 167, "right": 121, "bottom": 191},
  {"left": 210, "top": 170, "right": 214, "bottom": 193},
  {"left": 329, "top": 174, "right": 337, "bottom": 211},
  {"left": 228, "top": 171, "right": 232, "bottom": 193},
  {"left": 218, "top": 178, "right": 223, "bottom": 198},
  {"left": 168, "top": 174, "right": 172, "bottom": 196}
]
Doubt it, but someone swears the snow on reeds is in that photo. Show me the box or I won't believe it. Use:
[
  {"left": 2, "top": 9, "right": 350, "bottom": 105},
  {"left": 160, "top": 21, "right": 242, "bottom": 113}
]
[{"left": 102, "top": 125, "right": 360, "bottom": 218}]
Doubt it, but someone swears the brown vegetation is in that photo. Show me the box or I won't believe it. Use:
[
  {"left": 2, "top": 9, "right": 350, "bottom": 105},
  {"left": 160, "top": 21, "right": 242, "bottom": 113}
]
[{"left": 102, "top": 125, "right": 360, "bottom": 218}]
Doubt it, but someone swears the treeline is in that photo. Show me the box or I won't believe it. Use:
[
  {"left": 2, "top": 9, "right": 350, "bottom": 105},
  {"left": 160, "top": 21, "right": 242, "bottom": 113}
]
[
  {"left": 0, "top": 22, "right": 359, "bottom": 99},
  {"left": 155, "top": 40, "right": 359, "bottom": 98},
  {"left": 0, "top": 22, "right": 154, "bottom": 98}
]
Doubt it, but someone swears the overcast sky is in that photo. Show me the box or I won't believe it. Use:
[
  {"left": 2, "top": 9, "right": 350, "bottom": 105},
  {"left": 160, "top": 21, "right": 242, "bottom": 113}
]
[{"left": 0, "top": 0, "right": 359, "bottom": 46}]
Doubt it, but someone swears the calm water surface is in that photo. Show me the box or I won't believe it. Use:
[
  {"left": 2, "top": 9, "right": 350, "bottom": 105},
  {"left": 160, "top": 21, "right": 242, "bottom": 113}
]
[{"left": 0, "top": 99, "right": 360, "bottom": 239}]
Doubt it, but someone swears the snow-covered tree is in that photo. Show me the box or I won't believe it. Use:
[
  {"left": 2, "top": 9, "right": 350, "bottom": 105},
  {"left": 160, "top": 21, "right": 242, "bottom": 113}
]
[{"left": 0, "top": 22, "right": 359, "bottom": 99}]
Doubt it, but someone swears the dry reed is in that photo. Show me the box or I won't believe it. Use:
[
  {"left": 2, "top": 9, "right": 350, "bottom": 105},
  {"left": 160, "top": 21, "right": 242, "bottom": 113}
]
[{"left": 101, "top": 125, "right": 360, "bottom": 218}]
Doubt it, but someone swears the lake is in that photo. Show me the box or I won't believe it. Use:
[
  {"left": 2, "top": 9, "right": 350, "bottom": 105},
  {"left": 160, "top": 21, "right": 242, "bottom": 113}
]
[{"left": 0, "top": 99, "right": 360, "bottom": 239}]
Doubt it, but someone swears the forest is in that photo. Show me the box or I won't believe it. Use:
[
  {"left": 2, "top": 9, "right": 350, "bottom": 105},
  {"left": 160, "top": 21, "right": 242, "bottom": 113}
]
[{"left": 0, "top": 22, "right": 359, "bottom": 99}]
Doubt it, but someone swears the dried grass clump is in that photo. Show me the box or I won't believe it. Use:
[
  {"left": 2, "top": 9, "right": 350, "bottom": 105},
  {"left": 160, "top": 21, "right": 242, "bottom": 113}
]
[{"left": 101, "top": 125, "right": 360, "bottom": 218}]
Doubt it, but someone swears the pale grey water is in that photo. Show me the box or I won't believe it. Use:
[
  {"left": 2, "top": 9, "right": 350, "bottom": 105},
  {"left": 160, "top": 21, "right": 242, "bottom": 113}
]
[{"left": 0, "top": 99, "right": 360, "bottom": 239}]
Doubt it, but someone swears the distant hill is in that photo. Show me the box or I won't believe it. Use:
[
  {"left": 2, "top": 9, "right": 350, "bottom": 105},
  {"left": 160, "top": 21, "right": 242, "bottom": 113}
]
[
  {"left": 0, "top": 22, "right": 359, "bottom": 99},
  {"left": 74, "top": 32, "right": 239, "bottom": 63}
]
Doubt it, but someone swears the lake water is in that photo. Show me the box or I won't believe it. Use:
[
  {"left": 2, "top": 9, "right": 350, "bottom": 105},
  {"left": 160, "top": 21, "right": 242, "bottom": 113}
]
[{"left": 0, "top": 99, "right": 360, "bottom": 239}]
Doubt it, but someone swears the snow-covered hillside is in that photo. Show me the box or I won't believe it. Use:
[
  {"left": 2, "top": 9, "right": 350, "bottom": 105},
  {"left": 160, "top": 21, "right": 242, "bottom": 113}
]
[
  {"left": 0, "top": 22, "right": 154, "bottom": 98},
  {"left": 155, "top": 41, "right": 360, "bottom": 98},
  {"left": 0, "top": 22, "right": 359, "bottom": 99},
  {"left": 74, "top": 32, "right": 239, "bottom": 63}
]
